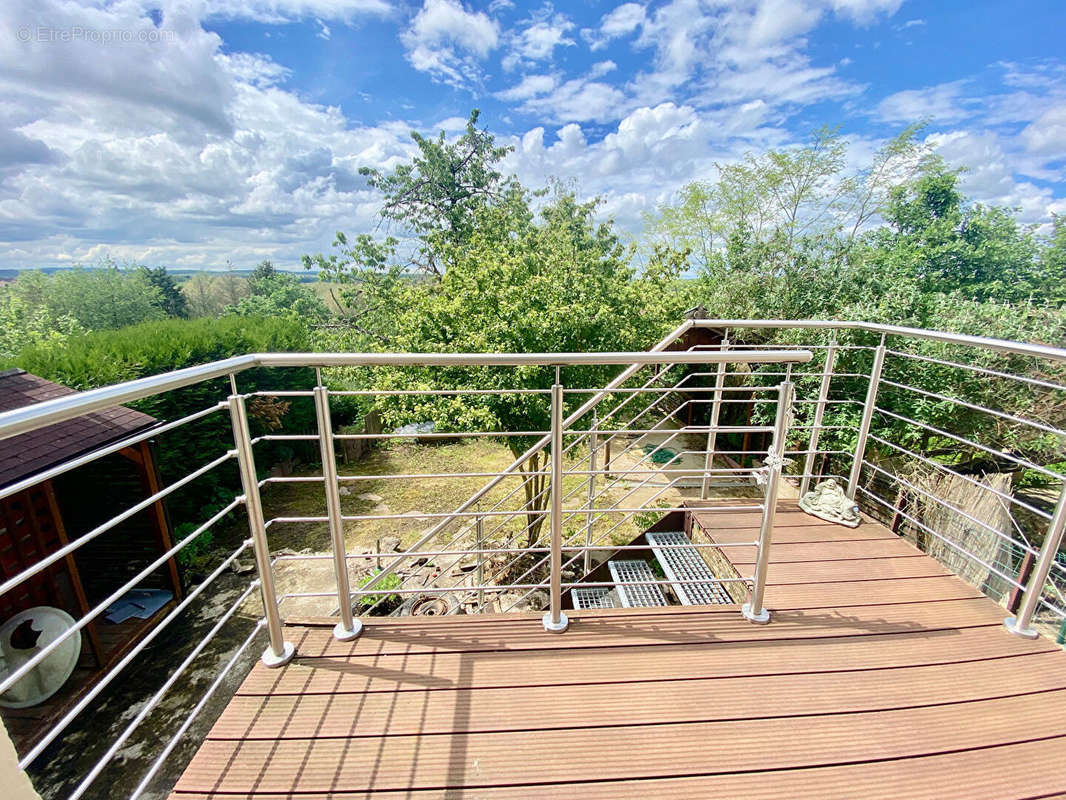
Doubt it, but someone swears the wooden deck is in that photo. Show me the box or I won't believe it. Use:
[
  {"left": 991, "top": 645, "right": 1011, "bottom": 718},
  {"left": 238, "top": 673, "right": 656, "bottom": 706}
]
[{"left": 171, "top": 504, "right": 1066, "bottom": 799}]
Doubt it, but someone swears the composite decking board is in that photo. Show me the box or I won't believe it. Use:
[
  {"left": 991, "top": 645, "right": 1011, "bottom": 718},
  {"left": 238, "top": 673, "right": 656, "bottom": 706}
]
[
  {"left": 718, "top": 538, "right": 925, "bottom": 562},
  {"left": 236, "top": 627, "right": 1059, "bottom": 696},
  {"left": 168, "top": 735, "right": 1066, "bottom": 799},
  {"left": 751, "top": 557, "right": 951, "bottom": 584},
  {"left": 171, "top": 505, "right": 1066, "bottom": 799},
  {"left": 762, "top": 575, "right": 983, "bottom": 606},
  {"left": 283, "top": 596, "right": 995, "bottom": 660},
  {"left": 208, "top": 651, "right": 1066, "bottom": 740},
  {"left": 173, "top": 690, "right": 1066, "bottom": 793}
]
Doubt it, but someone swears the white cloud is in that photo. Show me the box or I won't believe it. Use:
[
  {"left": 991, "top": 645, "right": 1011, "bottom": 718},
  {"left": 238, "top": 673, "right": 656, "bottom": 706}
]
[
  {"left": 401, "top": 0, "right": 499, "bottom": 89},
  {"left": 495, "top": 74, "right": 558, "bottom": 102},
  {"left": 200, "top": 0, "right": 393, "bottom": 23},
  {"left": 589, "top": 60, "right": 617, "bottom": 78},
  {"left": 1020, "top": 104, "right": 1066, "bottom": 157},
  {"left": 877, "top": 81, "right": 974, "bottom": 124},
  {"left": 582, "top": 3, "right": 646, "bottom": 51},
  {"left": 518, "top": 77, "right": 628, "bottom": 124}
]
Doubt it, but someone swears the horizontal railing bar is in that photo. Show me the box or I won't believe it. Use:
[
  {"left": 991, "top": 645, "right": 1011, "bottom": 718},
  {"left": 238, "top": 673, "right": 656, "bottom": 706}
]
[
  {"left": 275, "top": 540, "right": 760, "bottom": 562},
  {"left": 0, "top": 357, "right": 256, "bottom": 441},
  {"left": 0, "top": 451, "right": 236, "bottom": 600},
  {"left": 289, "top": 574, "right": 754, "bottom": 599},
  {"left": 0, "top": 497, "right": 244, "bottom": 696},
  {"left": 879, "top": 378, "right": 1065, "bottom": 436},
  {"left": 0, "top": 402, "right": 227, "bottom": 502},
  {"left": 331, "top": 431, "right": 549, "bottom": 441},
  {"left": 873, "top": 406, "right": 1065, "bottom": 481},
  {"left": 886, "top": 349, "right": 1066, "bottom": 393},
  {"left": 21, "top": 541, "right": 253, "bottom": 768},
  {"left": 867, "top": 433, "right": 1052, "bottom": 523},
  {"left": 265, "top": 503, "right": 765, "bottom": 527},
  {"left": 329, "top": 388, "right": 553, "bottom": 396},
  {"left": 254, "top": 350, "right": 814, "bottom": 368},
  {"left": 860, "top": 459, "right": 1038, "bottom": 556},
  {"left": 0, "top": 349, "right": 811, "bottom": 443},
  {"left": 127, "top": 621, "right": 265, "bottom": 800},
  {"left": 689, "top": 319, "right": 1066, "bottom": 363},
  {"left": 857, "top": 486, "right": 1025, "bottom": 590},
  {"left": 563, "top": 385, "right": 782, "bottom": 394},
  {"left": 1038, "top": 597, "right": 1066, "bottom": 618}
]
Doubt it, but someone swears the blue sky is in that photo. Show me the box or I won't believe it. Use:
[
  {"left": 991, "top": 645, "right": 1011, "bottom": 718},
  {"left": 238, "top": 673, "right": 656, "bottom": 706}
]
[{"left": 0, "top": 0, "right": 1063, "bottom": 270}]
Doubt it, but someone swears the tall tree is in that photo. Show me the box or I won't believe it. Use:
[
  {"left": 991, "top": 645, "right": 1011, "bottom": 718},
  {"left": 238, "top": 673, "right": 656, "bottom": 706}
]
[{"left": 138, "top": 266, "right": 188, "bottom": 318}]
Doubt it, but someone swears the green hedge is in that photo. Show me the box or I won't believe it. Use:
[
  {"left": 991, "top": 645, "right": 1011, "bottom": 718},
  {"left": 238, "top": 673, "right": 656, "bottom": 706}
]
[{"left": 7, "top": 316, "right": 319, "bottom": 546}]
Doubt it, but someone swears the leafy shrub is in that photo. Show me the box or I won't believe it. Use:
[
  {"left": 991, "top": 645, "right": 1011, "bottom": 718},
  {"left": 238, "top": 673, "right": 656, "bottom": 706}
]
[{"left": 6, "top": 315, "right": 318, "bottom": 532}]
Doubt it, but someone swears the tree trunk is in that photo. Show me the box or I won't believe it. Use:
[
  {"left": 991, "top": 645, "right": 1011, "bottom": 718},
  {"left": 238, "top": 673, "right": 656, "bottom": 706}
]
[{"left": 519, "top": 451, "right": 548, "bottom": 547}]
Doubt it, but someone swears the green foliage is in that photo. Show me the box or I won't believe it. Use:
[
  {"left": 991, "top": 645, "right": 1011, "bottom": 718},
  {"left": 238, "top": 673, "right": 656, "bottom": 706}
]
[
  {"left": 8, "top": 265, "right": 166, "bottom": 331},
  {"left": 181, "top": 269, "right": 251, "bottom": 317},
  {"left": 6, "top": 315, "right": 317, "bottom": 527},
  {"left": 0, "top": 289, "right": 86, "bottom": 360},
  {"left": 358, "top": 109, "right": 517, "bottom": 276},
  {"left": 358, "top": 569, "right": 402, "bottom": 611},
  {"left": 227, "top": 260, "right": 329, "bottom": 322},
  {"left": 138, "top": 265, "right": 189, "bottom": 318}
]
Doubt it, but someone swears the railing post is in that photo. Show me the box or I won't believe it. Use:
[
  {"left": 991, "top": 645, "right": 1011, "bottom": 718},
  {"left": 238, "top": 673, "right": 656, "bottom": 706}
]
[
  {"left": 476, "top": 507, "right": 485, "bottom": 612},
  {"left": 743, "top": 379, "right": 793, "bottom": 624},
  {"left": 1005, "top": 482, "right": 1066, "bottom": 638},
  {"left": 228, "top": 394, "right": 295, "bottom": 667},
  {"left": 584, "top": 411, "right": 598, "bottom": 575},
  {"left": 847, "top": 337, "right": 886, "bottom": 499},
  {"left": 800, "top": 337, "right": 837, "bottom": 498},
  {"left": 543, "top": 374, "right": 569, "bottom": 633},
  {"left": 701, "top": 329, "right": 729, "bottom": 498},
  {"left": 313, "top": 385, "right": 361, "bottom": 641}
]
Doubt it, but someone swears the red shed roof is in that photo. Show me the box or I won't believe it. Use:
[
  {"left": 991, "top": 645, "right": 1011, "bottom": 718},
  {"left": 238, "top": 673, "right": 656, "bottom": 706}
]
[{"left": 0, "top": 369, "right": 158, "bottom": 489}]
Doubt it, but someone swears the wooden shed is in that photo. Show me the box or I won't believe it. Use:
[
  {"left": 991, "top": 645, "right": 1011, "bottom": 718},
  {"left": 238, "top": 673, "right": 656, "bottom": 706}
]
[{"left": 0, "top": 369, "right": 182, "bottom": 754}]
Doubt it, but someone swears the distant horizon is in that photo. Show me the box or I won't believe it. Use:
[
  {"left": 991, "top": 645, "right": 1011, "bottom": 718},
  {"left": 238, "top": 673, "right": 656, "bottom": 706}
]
[{"left": 2, "top": 0, "right": 1063, "bottom": 270}]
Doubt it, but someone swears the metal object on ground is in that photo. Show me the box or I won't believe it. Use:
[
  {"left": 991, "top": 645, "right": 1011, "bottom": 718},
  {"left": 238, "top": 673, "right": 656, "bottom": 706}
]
[
  {"left": 0, "top": 607, "right": 81, "bottom": 708},
  {"left": 799, "top": 478, "right": 861, "bottom": 528},
  {"left": 646, "top": 532, "right": 731, "bottom": 605},
  {"left": 608, "top": 560, "right": 668, "bottom": 607}
]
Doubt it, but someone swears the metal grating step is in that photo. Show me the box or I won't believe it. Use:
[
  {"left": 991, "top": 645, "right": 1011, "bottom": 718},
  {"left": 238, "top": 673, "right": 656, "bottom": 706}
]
[
  {"left": 646, "top": 531, "right": 733, "bottom": 605},
  {"left": 608, "top": 559, "right": 668, "bottom": 608},
  {"left": 572, "top": 587, "right": 619, "bottom": 610}
]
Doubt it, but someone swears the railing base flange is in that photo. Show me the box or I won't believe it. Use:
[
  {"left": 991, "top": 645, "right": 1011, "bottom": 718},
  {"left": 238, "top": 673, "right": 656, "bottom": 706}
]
[
  {"left": 1004, "top": 616, "right": 1040, "bottom": 639},
  {"left": 261, "top": 641, "right": 296, "bottom": 668},
  {"left": 542, "top": 611, "right": 569, "bottom": 633},
  {"left": 742, "top": 603, "right": 771, "bottom": 624},
  {"left": 333, "top": 620, "right": 363, "bottom": 642}
]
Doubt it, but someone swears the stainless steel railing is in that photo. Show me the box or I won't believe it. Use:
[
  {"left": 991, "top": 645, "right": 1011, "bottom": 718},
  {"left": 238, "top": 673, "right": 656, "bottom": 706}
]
[{"left": 0, "top": 319, "right": 1063, "bottom": 800}]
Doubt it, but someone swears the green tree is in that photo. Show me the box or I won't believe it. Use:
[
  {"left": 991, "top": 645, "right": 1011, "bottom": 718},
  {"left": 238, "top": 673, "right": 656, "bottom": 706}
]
[
  {"left": 866, "top": 166, "right": 1042, "bottom": 303},
  {"left": 7, "top": 264, "right": 165, "bottom": 331},
  {"left": 227, "top": 261, "right": 329, "bottom": 322},
  {"left": 138, "top": 265, "right": 188, "bottom": 318},
  {"left": 0, "top": 289, "right": 86, "bottom": 360},
  {"left": 327, "top": 184, "right": 688, "bottom": 543},
  {"left": 357, "top": 109, "right": 516, "bottom": 277}
]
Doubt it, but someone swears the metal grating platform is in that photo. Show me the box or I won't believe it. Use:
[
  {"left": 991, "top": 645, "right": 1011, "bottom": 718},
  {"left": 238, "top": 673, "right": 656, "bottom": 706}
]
[
  {"left": 607, "top": 559, "right": 668, "bottom": 608},
  {"left": 572, "top": 587, "right": 619, "bottom": 609},
  {"left": 646, "top": 531, "right": 733, "bottom": 605}
]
